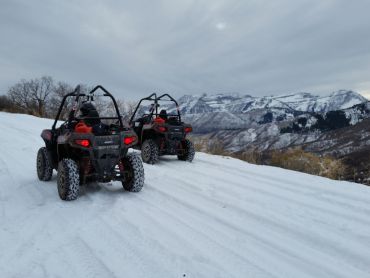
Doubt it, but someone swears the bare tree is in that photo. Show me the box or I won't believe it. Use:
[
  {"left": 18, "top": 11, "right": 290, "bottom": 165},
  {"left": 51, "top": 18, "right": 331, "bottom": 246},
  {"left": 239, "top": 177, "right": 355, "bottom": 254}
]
[
  {"left": 8, "top": 76, "right": 54, "bottom": 116},
  {"left": 29, "top": 76, "right": 54, "bottom": 116},
  {"left": 8, "top": 79, "right": 37, "bottom": 114},
  {"left": 107, "top": 99, "right": 126, "bottom": 116},
  {"left": 124, "top": 100, "right": 137, "bottom": 117},
  {"left": 6, "top": 77, "right": 134, "bottom": 122},
  {"left": 48, "top": 82, "right": 74, "bottom": 119}
]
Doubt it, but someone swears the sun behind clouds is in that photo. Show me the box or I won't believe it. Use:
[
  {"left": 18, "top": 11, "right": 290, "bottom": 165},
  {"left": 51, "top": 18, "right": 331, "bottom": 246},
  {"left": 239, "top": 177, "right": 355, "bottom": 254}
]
[{"left": 215, "top": 21, "right": 226, "bottom": 30}]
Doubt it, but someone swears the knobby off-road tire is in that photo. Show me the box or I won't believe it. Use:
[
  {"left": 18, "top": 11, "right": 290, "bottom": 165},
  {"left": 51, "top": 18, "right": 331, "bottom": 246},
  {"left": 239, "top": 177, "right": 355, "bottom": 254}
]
[
  {"left": 141, "top": 139, "right": 159, "bottom": 164},
  {"left": 178, "top": 139, "right": 195, "bottom": 162},
  {"left": 36, "top": 147, "right": 53, "bottom": 181},
  {"left": 57, "top": 158, "right": 80, "bottom": 201},
  {"left": 121, "top": 153, "right": 144, "bottom": 192}
]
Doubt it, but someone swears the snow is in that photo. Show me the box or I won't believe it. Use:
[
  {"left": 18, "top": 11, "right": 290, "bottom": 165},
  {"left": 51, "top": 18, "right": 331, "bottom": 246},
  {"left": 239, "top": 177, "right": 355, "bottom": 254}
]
[{"left": 1, "top": 112, "right": 370, "bottom": 278}]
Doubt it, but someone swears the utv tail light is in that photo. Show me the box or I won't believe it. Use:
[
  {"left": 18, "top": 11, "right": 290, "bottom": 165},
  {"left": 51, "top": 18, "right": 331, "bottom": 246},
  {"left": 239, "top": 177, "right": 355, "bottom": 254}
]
[
  {"left": 184, "top": 127, "right": 192, "bottom": 133},
  {"left": 157, "top": 126, "right": 167, "bottom": 132},
  {"left": 124, "top": 136, "right": 136, "bottom": 145},
  {"left": 75, "top": 139, "right": 90, "bottom": 147}
]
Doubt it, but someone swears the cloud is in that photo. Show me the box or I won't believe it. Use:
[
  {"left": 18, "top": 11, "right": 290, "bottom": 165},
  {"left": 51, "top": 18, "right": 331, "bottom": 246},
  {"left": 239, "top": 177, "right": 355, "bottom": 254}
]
[{"left": 0, "top": 0, "right": 370, "bottom": 99}]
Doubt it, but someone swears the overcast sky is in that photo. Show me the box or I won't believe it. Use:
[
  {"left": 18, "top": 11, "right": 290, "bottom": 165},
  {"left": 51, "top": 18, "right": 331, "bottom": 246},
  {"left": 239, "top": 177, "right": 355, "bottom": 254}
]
[{"left": 1, "top": 0, "right": 370, "bottom": 100}]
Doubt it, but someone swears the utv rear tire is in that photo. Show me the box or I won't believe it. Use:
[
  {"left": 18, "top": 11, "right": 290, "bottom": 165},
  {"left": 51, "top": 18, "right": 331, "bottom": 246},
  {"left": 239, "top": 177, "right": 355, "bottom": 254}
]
[
  {"left": 178, "top": 139, "right": 195, "bottom": 162},
  {"left": 141, "top": 139, "right": 159, "bottom": 164},
  {"left": 57, "top": 159, "right": 80, "bottom": 201},
  {"left": 121, "top": 153, "right": 144, "bottom": 192},
  {"left": 37, "top": 147, "right": 53, "bottom": 181}
]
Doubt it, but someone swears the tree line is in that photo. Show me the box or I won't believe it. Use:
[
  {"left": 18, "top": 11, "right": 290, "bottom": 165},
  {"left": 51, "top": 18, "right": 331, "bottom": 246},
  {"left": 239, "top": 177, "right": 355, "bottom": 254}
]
[{"left": 0, "top": 76, "right": 136, "bottom": 120}]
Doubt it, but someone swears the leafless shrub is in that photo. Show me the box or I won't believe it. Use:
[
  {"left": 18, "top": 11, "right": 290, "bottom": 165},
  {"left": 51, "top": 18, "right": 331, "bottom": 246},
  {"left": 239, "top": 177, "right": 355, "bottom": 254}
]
[
  {"left": 0, "top": 95, "right": 16, "bottom": 112},
  {"left": 234, "top": 149, "right": 264, "bottom": 164}
]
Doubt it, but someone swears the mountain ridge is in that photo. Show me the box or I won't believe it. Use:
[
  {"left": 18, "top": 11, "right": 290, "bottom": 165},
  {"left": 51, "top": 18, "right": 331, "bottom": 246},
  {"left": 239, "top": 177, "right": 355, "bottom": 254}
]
[{"left": 171, "top": 90, "right": 367, "bottom": 115}]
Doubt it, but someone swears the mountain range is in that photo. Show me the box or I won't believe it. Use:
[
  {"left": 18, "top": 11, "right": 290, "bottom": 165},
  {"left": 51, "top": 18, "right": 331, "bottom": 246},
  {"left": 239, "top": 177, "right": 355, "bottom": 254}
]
[
  {"left": 161, "top": 90, "right": 367, "bottom": 133},
  {"left": 176, "top": 90, "right": 366, "bottom": 115},
  {"left": 159, "top": 90, "right": 367, "bottom": 134},
  {"left": 162, "top": 90, "right": 370, "bottom": 183}
]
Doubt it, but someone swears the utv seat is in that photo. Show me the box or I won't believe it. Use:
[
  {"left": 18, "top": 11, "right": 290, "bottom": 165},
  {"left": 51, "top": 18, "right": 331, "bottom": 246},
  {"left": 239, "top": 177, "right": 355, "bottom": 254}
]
[
  {"left": 79, "top": 102, "right": 109, "bottom": 135},
  {"left": 167, "top": 116, "right": 180, "bottom": 125},
  {"left": 80, "top": 102, "right": 101, "bottom": 126},
  {"left": 154, "top": 117, "right": 165, "bottom": 124},
  {"left": 75, "top": 121, "right": 92, "bottom": 133},
  {"left": 159, "top": 110, "right": 168, "bottom": 121}
]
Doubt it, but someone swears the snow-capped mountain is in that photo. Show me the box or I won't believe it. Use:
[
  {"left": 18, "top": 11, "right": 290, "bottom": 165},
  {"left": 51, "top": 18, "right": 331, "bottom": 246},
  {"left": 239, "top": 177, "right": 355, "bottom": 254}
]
[
  {"left": 178, "top": 90, "right": 370, "bottom": 170},
  {"left": 171, "top": 90, "right": 367, "bottom": 115},
  {"left": 168, "top": 90, "right": 367, "bottom": 133},
  {"left": 158, "top": 90, "right": 367, "bottom": 134}
]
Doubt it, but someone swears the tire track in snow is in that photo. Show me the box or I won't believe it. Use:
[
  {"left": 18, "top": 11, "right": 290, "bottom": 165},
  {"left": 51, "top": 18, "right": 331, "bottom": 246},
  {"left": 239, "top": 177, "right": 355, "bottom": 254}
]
[
  {"left": 131, "top": 193, "right": 281, "bottom": 278},
  {"left": 154, "top": 162, "right": 370, "bottom": 228},
  {"left": 139, "top": 186, "right": 340, "bottom": 278},
  {"left": 80, "top": 215, "right": 175, "bottom": 278},
  {"left": 134, "top": 190, "right": 333, "bottom": 278},
  {"left": 159, "top": 170, "right": 370, "bottom": 253},
  {"left": 181, "top": 156, "right": 370, "bottom": 211},
  {"left": 147, "top": 162, "right": 370, "bottom": 266},
  {"left": 156, "top": 168, "right": 370, "bottom": 244},
  {"left": 194, "top": 155, "right": 370, "bottom": 204},
  {"left": 144, "top": 183, "right": 370, "bottom": 277},
  {"left": 179, "top": 162, "right": 370, "bottom": 224},
  {"left": 104, "top": 198, "right": 270, "bottom": 278},
  {"left": 0, "top": 156, "right": 12, "bottom": 220},
  {"left": 67, "top": 237, "right": 117, "bottom": 278}
]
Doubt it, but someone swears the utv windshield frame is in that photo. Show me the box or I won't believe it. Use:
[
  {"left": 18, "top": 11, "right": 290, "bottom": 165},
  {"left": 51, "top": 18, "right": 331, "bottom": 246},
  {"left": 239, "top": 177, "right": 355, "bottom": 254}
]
[
  {"left": 52, "top": 85, "right": 124, "bottom": 130},
  {"left": 129, "top": 93, "right": 182, "bottom": 125}
]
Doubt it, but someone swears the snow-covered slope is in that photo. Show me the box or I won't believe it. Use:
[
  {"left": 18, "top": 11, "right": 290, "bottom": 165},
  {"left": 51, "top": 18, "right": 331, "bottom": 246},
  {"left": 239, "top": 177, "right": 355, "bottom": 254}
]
[{"left": 1, "top": 112, "right": 370, "bottom": 278}]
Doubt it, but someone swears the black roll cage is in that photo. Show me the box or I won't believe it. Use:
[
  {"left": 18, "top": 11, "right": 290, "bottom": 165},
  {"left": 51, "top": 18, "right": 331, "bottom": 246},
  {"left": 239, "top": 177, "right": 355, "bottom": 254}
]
[
  {"left": 129, "top": 93, "right": 181, "bottom": 125},
  {"left": 52, "top": 85, "right": 124, "bottom": 130}
]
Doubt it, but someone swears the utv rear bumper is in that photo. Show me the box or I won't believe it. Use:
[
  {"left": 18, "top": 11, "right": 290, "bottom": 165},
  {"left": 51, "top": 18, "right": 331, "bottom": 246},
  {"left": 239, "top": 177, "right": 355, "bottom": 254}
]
[{"left": 58, "top": 131, "right": 137, "bottom": 181}]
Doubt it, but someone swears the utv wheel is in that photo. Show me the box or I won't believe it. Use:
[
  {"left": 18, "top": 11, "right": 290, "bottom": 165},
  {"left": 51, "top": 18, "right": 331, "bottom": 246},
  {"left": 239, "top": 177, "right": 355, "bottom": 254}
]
[
  {"left": 178, "top": 139, "right": 195, "bottom": 162},
  {"left": 37, "top": 147, "right": 53, "bottom": 181},
  {"left": 57, "top": 159, "right": 80, "bottom": 201},
  {"left": 121, "top": 153, "right": 144, "bottom": 192},
  {"left": 141, "top": 139, "right": 159, "bottom": 164}
]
